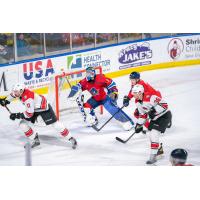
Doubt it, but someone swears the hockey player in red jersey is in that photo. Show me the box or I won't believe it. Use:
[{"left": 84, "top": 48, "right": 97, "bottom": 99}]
[
  {"left": 170, "top": 148, "right": 193, "bottom": 166},
  {"left": 68, "top": 67, "right": 134, "bottom": 130},
  {"left": 126, "top": 84, "right": 172, "bottom": 164},
  {"left": 123, "top": 71, "right": 171, "bottom": 133},
  {"left": 123, "top": 71, "right": 162, "bottom": 114},
  {"left": 0, "top": 83, "right": 77, "bottom": 149}
]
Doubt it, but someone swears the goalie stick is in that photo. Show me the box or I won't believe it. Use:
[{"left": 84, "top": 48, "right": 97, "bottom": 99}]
[
  {"left": 115, "top": 131, "right": 136, "bottom": 144},
  {"left": 91, "top": 105, "right": 125, "bottom": 132}
]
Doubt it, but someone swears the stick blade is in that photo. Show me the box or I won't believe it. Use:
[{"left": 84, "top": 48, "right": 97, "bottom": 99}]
[
  {"left": 115, "top": 137, "right": 126, "bottom": 143},
  {"left": 91, "top": 125, "right": 100, "bottom": 132}
]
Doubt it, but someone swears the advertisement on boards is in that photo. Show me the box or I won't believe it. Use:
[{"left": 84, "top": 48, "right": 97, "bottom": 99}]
[
  {"left": 67, "top": 51, "right": 111, "bottom": 73},
  {"left": 19, "top": 58, "right": 55, "bottom": 90},
  {"left": 167, "top": 36, "right": 200, "bottom": 61},
  {"left": 0, "top": 66, "right": 18, "bottom": 96}
]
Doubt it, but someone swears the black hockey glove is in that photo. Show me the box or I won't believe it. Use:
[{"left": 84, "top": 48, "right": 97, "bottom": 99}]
[
  {"left": 135, "top": 123, "right": 143, "bottom": 133},
  {"left": 0, "top": 98, "right": 10, "bottom": 107},
  {"left": 10, "top": 113, "right": 25, "bottom": 121},
  {"left": 148, "top": 107, "right": 156, "bottom": 119},
  {"left": 123, "top": 95, "right": 130, "bottom": 107}
]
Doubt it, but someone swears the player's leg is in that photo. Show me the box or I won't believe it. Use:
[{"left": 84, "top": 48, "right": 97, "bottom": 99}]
[
  {"left": 83, "top": 98, "right": 100, "bottom": 126},
  {"left": 103, "top": 96, "right": 134, "bottom": 130},
  {"left": 146, "top": 111, "right": 171, "bottom": 164},
  {"left": 146, "top": 129, "right": 161, "bottom": 164},
  {"left": 19, "top": 119, "right": 40, "bottom": 148},
  {"left": 40, "top": 104, "right": 77, "bottom": 149}
]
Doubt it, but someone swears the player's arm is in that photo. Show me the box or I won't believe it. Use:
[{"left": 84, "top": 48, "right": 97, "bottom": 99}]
[
  {"left": 105, "top": 76, "right": 118, "bottom": 101},
  {"left": 134, "top": 104, "right": 149, "bottom": 133},
  {"left": 9, "top": 98, "right": 35, "bottom": 121},
  {"left": 0, "top": 92, "right": 17, "bottom": 107},
  {"left": 148, "top": 95, "right": 168, "bottom": 119},
  {"left": 123, "top": 89, "right": 134, "bottom": 107}
]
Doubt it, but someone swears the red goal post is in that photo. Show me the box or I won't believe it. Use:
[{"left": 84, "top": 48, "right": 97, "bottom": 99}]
[{"left": 54, "top": 66, "right": 103, "bottom": 120}]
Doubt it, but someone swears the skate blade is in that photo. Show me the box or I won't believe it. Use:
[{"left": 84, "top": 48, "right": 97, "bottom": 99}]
[{"left": 156, "top": 154, "right": 164, "bottom": 160}]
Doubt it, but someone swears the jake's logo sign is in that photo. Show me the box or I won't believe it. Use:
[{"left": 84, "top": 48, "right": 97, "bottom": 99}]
[
  {"left": 119, "top": 42, "right": 152, "bottom": 64},
  {"left": 23, "top": 59, "right": 55, "bottom": 80},
  {"left": 118, "top": 42, "right": 152, "bottom": 70},
  {"left": 168, "top": 38, "right": 184, "bottom": 60}
]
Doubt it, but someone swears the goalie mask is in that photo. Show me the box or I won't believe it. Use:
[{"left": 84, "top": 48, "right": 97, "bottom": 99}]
[
  {"left": 11, "top": 83, "right": 25, "bottom": 97},
  {"left": 86, "top": 67, "right": 96, "bottom": 82}
]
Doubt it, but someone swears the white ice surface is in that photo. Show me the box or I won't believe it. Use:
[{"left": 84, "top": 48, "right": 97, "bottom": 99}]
[{"left": 0, "top": 65, "right": 200, "bottom": 166}]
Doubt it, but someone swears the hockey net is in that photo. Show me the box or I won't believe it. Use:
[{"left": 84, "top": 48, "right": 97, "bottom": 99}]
[{"left": 47, "top": 66, "right": 103, "bottom": 120}]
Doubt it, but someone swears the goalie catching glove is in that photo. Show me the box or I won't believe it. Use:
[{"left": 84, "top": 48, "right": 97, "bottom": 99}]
[
  {"left": 0, "top": 97, "right": 10, "bottom": 107},
  {"left": 10, "top": 113, "right": 25, "bottom": 121}
]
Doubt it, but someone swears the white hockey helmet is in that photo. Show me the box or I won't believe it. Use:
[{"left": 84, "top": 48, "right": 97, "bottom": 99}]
[
  {"left": 12, "top": 83, "right": 25, "bottom": 97},
  {"left": 132, "top": 84, "right": 144, "bottom": 93}
]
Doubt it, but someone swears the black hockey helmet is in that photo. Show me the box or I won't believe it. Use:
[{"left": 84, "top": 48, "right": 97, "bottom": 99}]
[
  {"left": 170, "top": 148, "right": 188, "bottom": 165},
  {"left": 129, "top": 71, "right": 140, "bottom": 80}
]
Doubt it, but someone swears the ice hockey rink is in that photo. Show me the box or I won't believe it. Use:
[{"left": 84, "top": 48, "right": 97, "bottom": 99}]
[{"left": 0, "top": 65, "right": 200, "bottom": 166}]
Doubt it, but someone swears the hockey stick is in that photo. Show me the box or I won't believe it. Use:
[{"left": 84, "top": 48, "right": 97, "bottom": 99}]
[
  {"left": 5, "top": 105, "right": 12, "bottom": 114},
  {"left": 91, "top": 105, "right": 125, "bottom": 132},
  {"left": 115, "top": 131, "right": 136, "bottom": 144}
]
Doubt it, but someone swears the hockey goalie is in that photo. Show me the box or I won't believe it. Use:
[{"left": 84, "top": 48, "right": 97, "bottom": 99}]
[{"left": 68, "top": 66, "right": 134, "bottom": 131}]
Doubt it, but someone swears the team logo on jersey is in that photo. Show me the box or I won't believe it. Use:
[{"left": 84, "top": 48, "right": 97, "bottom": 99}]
[
  {"left": 167, "top": 38, "right": 184, "bottom": 60},
  {"left": 118, "top": 42, "right": 152, "bottom": 69},
  {"left": 89, "top": 87, "right": 99, "bottom": 96}
]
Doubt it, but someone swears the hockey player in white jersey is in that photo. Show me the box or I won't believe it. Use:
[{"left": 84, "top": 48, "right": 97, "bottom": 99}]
[
  {"left": 0, "top": 83, "right": 77, "bottom": 149},
  {"left": 131, "top": 84, "right": 172, "bottom": 164}
]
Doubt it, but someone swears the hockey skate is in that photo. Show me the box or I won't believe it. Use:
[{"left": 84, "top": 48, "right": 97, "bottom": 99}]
[
  {"left": 86, "top": 114, "right": 98, "bottom": 127},
  {"left": 146, "top": 143, "right": 164, "bottom": 164},
  {"left": 167, "top": 120, "right": 172, "bottom": 128},
  {"left": 31, "top": 133, "right": 40, "bottom": 148},
  {"left": 69, "top": 137, "right": 77, "bottom": 149},
  {"left": 146, "top": 154, "right": 157, "bottom": 165},
  {"left": 156, "top": 143, "right": 164, "bottom": 159}
]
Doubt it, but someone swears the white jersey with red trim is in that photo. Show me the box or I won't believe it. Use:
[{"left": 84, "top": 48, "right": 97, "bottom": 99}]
[
  {"left": 7, "top": 89, "right": 49, "bottom": 118},
  {"left": 135, "top": 94, "right": 168, "bottom": 125}
]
